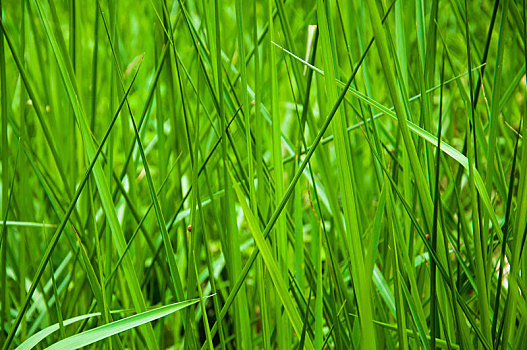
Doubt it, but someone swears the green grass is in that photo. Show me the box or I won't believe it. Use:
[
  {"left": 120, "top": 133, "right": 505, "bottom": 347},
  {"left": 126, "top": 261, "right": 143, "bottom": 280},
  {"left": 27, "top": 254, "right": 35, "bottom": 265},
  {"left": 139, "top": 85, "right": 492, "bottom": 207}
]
[{"left": 1, "top": 0, "right": 527, "bottom": 349}]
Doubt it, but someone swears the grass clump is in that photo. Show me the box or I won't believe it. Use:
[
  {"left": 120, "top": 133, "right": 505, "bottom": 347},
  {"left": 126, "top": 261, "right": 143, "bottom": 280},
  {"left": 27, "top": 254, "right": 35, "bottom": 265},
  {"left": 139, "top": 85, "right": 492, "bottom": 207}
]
[{"left": 1, "top": 0, "right": 527, "bottom": 349}]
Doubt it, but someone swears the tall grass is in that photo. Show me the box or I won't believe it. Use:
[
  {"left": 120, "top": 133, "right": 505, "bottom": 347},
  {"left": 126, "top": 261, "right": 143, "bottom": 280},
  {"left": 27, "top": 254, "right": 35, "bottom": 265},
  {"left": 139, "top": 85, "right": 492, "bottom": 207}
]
[{"left": 1, "top": 0, "right": 527, "bottom": 349}]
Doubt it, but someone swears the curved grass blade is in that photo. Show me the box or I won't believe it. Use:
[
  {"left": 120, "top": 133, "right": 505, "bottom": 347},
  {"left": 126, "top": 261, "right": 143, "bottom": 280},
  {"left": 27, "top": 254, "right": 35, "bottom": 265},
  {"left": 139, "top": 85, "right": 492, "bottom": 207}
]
[
  {"left": 45, "top": 299, "right": 201, "bottom": 350},
  {"left": 16, "top": 313, "right": 100, "bottom": 350}
]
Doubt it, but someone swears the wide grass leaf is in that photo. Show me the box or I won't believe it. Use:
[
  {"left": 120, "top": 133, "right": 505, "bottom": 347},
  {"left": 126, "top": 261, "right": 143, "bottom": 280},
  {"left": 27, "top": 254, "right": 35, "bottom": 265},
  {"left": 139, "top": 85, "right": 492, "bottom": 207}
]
[{"left": 45, "top": 299, "right": 200, "bottom": 350}]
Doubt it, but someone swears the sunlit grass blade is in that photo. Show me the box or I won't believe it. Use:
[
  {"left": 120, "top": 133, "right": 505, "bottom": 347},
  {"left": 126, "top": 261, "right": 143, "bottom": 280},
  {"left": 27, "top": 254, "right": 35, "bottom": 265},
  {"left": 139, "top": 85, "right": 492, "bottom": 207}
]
[{"left": 46, "top": 299, "right": 201, "bottom": 350}]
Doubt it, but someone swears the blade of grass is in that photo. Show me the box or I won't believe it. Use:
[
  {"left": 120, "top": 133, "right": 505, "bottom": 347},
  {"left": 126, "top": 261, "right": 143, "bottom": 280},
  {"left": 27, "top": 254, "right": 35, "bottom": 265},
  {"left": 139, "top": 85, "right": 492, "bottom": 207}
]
[{"left": 46, "top": 299, "right": 202, "bottom": 350}]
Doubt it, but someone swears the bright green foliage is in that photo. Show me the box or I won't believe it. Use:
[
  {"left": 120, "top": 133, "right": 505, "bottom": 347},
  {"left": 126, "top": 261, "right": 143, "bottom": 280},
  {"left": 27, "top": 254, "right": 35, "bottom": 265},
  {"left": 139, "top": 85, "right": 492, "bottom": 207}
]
[{"left": 1, "top": 0, "right": 526, "bottom": 349}]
